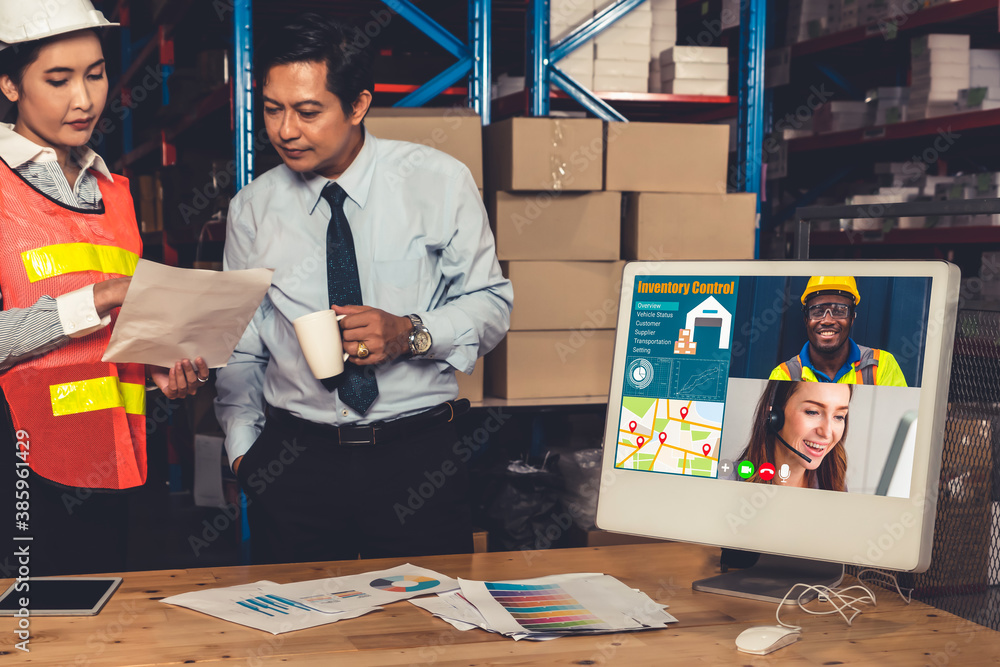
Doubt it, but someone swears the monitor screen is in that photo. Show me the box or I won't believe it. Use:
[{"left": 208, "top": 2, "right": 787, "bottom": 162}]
[{"left": 596, "top": 261, "right": 960, "bottom": 573}]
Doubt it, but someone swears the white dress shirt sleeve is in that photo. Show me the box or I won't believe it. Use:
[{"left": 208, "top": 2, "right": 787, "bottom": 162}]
[
  {"left": 214, "top": 195, "right": 272, "bottom": 469},
  {"left": 55, "top": 283, "right": 111, "bottom": 338},
  {"left": 0, "top": 291, "right": 71, "bottom": 372},
  {"left": 417, "top": 169, "right": 513, "bottom": 374}
]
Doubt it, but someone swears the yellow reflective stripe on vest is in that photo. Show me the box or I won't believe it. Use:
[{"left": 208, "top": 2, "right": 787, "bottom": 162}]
[
  {"left": 22, "top": 243, "right": 139, "bottom": 283},
  {"left": 50, "top": 377, "right": 146, "bottom": 417}
]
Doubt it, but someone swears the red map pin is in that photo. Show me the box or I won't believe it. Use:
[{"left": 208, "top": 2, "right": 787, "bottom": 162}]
[
  {"left": 628, "top": 421, "right": 637, "bottom": 433},
  {"left": 637, "top": 436, "right": 645, "bottom": 447},
  {"left": 702, "top": 443, "right": 711, "bottom": 456},
  {"left": 659, "top": 432, "right": 667, "bottom": 444},
  {"left": 680, "top": 407, "right": 688, "bottom": 419}
]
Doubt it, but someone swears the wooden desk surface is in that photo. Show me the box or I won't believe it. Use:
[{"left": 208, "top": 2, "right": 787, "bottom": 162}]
[{"left": 3, "top": 542, "right": 999, "bottom": 666}]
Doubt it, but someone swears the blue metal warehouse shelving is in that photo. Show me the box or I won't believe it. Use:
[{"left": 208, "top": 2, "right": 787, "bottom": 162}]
[{"left": 231, "top": 0, "right": 493, "bottom": 190}]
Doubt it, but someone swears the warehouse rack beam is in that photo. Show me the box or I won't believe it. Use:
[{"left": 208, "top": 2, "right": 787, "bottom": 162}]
[
  {"left": 527, "top": 0, "right": 766, "bottom": 256},
  {"left": 231, "top": 1, "right": 492, "bottom": 189},
  {"left": 788, "top": 108, "right": 1000, "bottom": 153},
  {"left": 234, "top": 0, "right": 254, "bottom": 191},
  {"left": 791, "top": 0, "right": 998, "bottom": 58},
  {"left": 528, "top": 0, "right": 649, "bottom": 121},
  {"left": 792, "top": 198, "right": 1000, "bottom": 259},
  {"left": 382, "top": 0, "right": 492, "bottom": 123},
  {"left": 738, "top": 0, "right": 765, "bottom": 258}
]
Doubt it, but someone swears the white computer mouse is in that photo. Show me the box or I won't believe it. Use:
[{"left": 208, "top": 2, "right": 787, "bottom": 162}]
[{"left": 735, "top": 625, "right": 801, "bottom": 655}]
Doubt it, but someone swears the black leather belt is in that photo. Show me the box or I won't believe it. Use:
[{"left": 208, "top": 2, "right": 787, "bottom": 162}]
[{"left": 268, "top": 399, "right": 469, "bottom": 446}]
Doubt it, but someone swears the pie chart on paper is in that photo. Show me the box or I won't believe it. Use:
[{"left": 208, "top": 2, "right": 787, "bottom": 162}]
[{"left": 369, "top": 575, "right": 440, "bottom": 593}]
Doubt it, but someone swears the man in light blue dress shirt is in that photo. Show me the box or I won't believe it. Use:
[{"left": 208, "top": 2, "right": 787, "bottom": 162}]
[{"left": 214, "top": 14, "right": 512, "bottom": 564}]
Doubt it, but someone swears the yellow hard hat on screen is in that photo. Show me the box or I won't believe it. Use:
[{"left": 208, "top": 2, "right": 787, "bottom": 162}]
[{"left": 801, "top": 276, "right": 861, "bottom": 306}]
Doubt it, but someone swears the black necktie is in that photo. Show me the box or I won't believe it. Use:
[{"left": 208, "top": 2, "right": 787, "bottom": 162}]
[{"left": 322, "top": 182, "right": 378, "bottom": 415}]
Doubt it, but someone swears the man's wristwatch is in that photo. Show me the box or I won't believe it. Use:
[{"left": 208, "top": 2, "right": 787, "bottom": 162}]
[{"left": 407, "top": 314, "right": 433, "bottom": 357}]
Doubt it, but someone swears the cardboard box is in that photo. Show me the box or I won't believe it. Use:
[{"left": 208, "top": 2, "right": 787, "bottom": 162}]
[
  {"left": 605, "top": 122, "right": 729, "bottom": 193},
  {"left": 365, "top": 108, "right": 483, "bottom": 188},
  {"left": 485, "top": 330, "right": 614, "bottom": 399},
  {"left": 622, "top": 192, "right": 757, "bottom": 260},
  {"left": 456, "top": 359, "right": 484, "bottom": 402},
  {"left": 490, "top": 191, "right": 621, "bottom": 261},
  {"left": 485, "top": 118, "right": 604, "bottom": 192},
  {"left": 503, "top": 261, "right": 625, "bottom": 330}
]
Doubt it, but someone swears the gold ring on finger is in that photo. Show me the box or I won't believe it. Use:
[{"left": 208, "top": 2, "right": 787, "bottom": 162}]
[{"left": 357, "top": 341, "right": 370, "bottom": 359}]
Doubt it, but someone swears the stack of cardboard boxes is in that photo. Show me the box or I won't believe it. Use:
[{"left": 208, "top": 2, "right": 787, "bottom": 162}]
[
  {"left": 364, "top": 108, "right": 488, "bottom": 401},
  {"left": 608, "top": 121, "right": 756, "bottom": 261},
  {"left": 484, "top": 118, "right": 621, "bottom": 399},
  {"left": 482, "top": 117, "right": 756, "bottom": 400},
  {"left": 909, "top": 34, "right": 970, "bottom": 120}
]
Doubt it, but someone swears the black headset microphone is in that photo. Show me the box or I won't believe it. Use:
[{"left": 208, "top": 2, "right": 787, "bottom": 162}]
[{"left": 767, "top": 405, "right": 813, "bottom": 463}]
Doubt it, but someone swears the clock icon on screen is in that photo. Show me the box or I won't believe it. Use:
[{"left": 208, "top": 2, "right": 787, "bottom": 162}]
[{"left": 627, "top": 359, "right": 654, "bottom": 390}]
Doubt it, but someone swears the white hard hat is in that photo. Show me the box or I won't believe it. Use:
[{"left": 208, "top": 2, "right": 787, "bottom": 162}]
[{"left": 0, "top": 0, "right": 117, "bottom": 52}]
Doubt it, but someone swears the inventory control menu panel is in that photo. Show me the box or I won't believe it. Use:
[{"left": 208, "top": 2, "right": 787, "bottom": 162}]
[{"left": 615, "top": 277, "right": 739, "bottom": 479}]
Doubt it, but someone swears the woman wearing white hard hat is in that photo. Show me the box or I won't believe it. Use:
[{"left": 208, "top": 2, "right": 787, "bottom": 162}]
[{"left": 0, "top": 0, "right": 207, "bottom": 575}]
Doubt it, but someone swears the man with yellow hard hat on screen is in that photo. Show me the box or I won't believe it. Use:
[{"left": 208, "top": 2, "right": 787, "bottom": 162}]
[{"left": 770, "top": 276, "right": 907, "bottom": 386}]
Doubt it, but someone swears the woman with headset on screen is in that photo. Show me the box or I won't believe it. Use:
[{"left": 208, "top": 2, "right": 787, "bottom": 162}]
[
  {"left": 734, "top": 380, "right": 852, "bottom": 491},
  {"left": 0, "top": 0, "right": 207, "bottom": 576}
]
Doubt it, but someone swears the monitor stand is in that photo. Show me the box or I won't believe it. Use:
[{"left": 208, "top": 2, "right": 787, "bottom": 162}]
[{"left": 692, "top": 553, "right": 844, "bottom": 604}]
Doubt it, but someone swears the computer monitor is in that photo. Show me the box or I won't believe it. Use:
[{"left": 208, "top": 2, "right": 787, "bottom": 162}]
[{"left": 595, "top": 261, "right": 960, "bottom": 603}]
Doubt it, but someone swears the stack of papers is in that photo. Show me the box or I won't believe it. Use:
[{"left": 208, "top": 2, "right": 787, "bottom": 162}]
[
  {"left": 161, "top": 564, "right": 458, "bottom": 634},
  {"left": 410, "top": 573, "right": 677, "bottom": 641}
]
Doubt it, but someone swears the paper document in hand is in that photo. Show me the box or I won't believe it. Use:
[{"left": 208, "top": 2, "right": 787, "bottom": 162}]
[
  {"left": 160, "top": 581, "right": 375, "bottom": 635},
  {"left": 102, "top": 259, "right": 273, "bottom": 368},
  {"left": 279, "top": 564, "right": 459, "bottom": 614}
]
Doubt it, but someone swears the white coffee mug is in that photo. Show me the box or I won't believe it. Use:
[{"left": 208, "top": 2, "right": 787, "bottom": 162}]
[{"left": 293, "top": 310, "right": 350, "bottom": 379}]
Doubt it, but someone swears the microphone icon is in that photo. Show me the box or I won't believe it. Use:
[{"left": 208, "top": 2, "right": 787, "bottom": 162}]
[{"left": 778, "top": 464, "right": 791, "bottom": 483}]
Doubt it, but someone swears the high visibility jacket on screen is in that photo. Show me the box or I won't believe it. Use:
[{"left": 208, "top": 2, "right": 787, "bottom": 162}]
[
  {"left": 769, "top": 344, "right": 908, "bottom": 386},
  {"left": 0, "top": 159, "right": 146, "bottom": 489}
]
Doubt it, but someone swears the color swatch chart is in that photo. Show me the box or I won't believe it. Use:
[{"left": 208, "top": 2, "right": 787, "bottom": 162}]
[{"left": 484, "top": 582, "right": 607, "bottom": 630}]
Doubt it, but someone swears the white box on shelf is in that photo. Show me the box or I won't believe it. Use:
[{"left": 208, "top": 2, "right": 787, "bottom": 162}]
[
  {"left": 970, "top": 49, "right": 1000, "bottom": 70},
  {"left": 595, "top": 41, "right": 652, "bottom": 61},
  {"left": 651, "top": 39, "right": 677, "bottom": 59},
  {"left": 911, "top": 34, "right": 970, "bottom": 53},
  {"left": 911, "top": 61, "right": 970, "bottom": 80},
  {"left": 911, "top": 49, "right": 971, "bottom": 68},
  {"left": 662, "top": 78, "right": 728, "bottom": 95},
  {"left": 593, "top": 74, "right": 650, "bottom": 93},
  {"left": 663, "top": 62, "right": 730, "bottom": 80},
  {"left": 650, "top": 24, "right": 677, "bottom": 41},
  {"left": 595, "top": 59, "right": 650, "bottom": 78},
  {"left": 597, "top": 26, "right": 652, "bottom": 46},
  {"left": 660, "top": 46, "right": 728, "bottom": 64},
  {"left": 971, "top": 69, "right": 1000, "bottom": 89}
]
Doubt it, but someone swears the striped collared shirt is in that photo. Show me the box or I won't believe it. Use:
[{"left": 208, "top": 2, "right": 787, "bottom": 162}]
[{"left": 0, "top": 123, "right": 115, "bottom": 371}]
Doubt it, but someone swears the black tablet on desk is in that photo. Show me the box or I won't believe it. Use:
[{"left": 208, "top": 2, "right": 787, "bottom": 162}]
[{"left": 0, "top": 577, "right": 122, "bottom": 616}]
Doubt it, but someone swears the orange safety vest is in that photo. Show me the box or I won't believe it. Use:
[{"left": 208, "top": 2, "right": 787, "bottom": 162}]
[{"left": 0, "top": 159, "right": 146, "bottom": 489}]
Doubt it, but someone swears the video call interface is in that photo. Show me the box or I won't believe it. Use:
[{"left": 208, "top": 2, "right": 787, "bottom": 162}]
[{"left": 613, "top": 274, "right": 931, "bottom": 498}]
